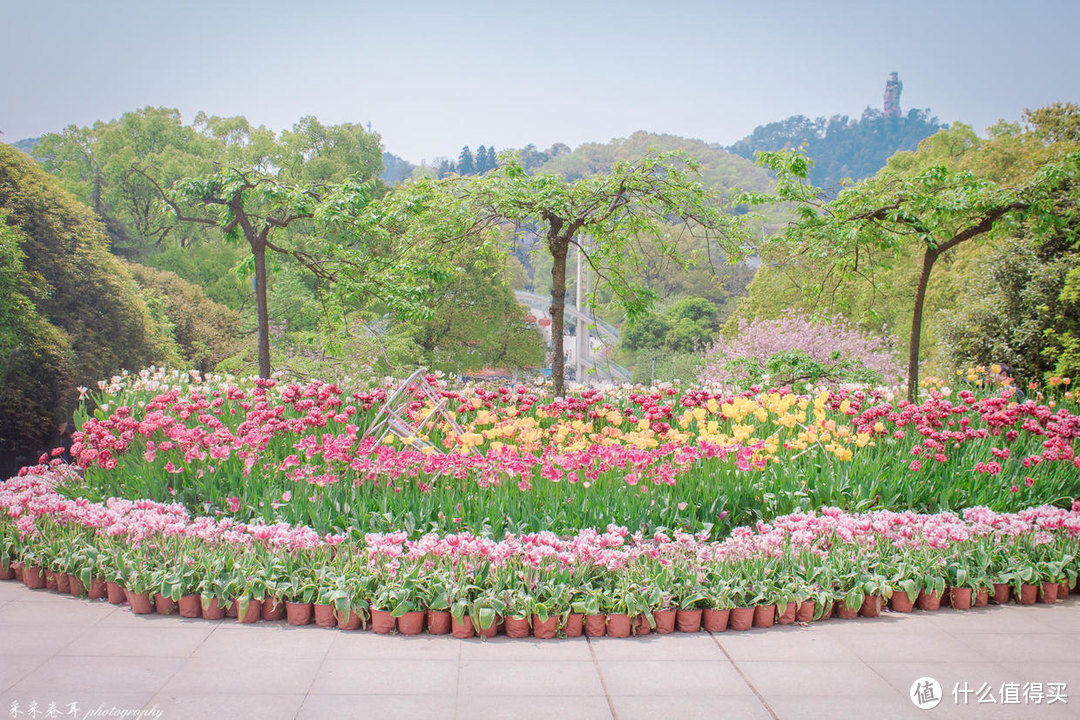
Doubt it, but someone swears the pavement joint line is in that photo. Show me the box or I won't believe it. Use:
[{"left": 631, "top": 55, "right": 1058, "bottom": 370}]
[
  {"left": 140, "top": 609, "right": 224, "bottom": 714},
  {"left": 294, "top": 624, "right": 338, "bottom": 720},
  {"left": 709, "top": 632, "right": 779, "bottom": 720},
  {"left": 452, "top": 638, "right": 462, "bottom": 720},
  {"left": 585, "top": 637, "right": 619, "bottom": 720}
]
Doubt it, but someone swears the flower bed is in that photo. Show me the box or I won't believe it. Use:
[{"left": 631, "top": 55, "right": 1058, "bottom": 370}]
[
  {"left": 3, "top": 467, "right": 1078, "bottom": 638},
  {"left": 58, "top": 368, "right": 1080, "bottom": 538}
]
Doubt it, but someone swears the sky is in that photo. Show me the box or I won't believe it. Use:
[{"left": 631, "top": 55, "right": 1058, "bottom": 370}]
[{"left": 2, "top": 0, "right": 1079, "bottom": 165}]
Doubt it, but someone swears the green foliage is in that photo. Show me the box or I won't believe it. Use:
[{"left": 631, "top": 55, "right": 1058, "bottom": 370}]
[{"left": 622, "top": 296, "right": 720, "bottom": 354}]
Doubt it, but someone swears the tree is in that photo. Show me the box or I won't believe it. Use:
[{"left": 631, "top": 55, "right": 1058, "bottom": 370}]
[
  {"left": 451, "top": 152, "right": 742, "bottom": 396},
  {"left": 458, "top": 146, "right": 476, "bottom": 176},
  {"left": 475, "top": 145, "right": 489, "bottom": 174},
  {"left": 745, "top": 146, "right": 1080, "bottom": 400}
]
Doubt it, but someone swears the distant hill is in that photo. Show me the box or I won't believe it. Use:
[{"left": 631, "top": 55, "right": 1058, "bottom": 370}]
[
  {"left": 9, "top": 137, "right": 40, "bottom": 155},
  {"left": 381, "top": 152, "right": 414, "bottom": 185}
]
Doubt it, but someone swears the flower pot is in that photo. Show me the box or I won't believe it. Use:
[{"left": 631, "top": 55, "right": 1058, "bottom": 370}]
[
  {"left": 753, "top": 604, "right": 776, "bottom": 627},
  {"left": 584, "top": 614, "right": 606, "bottom": 637},
  {"left": 1, "top": 561, "right": 14, "bottom": 581},
  {"left": 88, "top": 578, "right": 107, "bottom": 600},
  {"left": 226, "top": 602, "right": 237, "bottom": 618},
  {"left": 533, "top": 614, "right": 559, "bottom": 639},
  {"left": 45, "top": 570, "right": 58, "bottom": 591},
  {"left": 890, "top": 593, "right": 914, "bottom": 613},
  {"left": 370, "top": 608, "right": 395, "bottom": 634},
  {"left": 286, "top": 601, "right": 313, "bottom": 626},
  {"left": 68, "top": 574, "right": 85, "bottom": 597},
  {"left": 1039, "top": 582, "right": 1059, "bottom": 604},
  {"left": 820, "top": 600, "right": 835, "bottom": 620},
  {"left": 562, "top": 613, "right": 583, "bottom": 638},
  {"left": 1058, "top": 581, "right": 1070, "bottom": 598},
  {"left": 795, "top": 600, "right": 816, "bottom": 623},
  {"left": 729, "top": 607, "right": 754, "bottom": 631},
  {"left": 503, "top": 616, "right": 530, "bottom": 639},
  {"left": 835, "top": 601, "right": 859, "bottom": 620},
  {"left": 236, "top": 598, "right": 261, "bottom": 624},
  {"left": 178, "top": 594, "right": 201, "bottom": 618},
  {"left": 974, "top": 589, "right": 990, "bottom": 607},
  {"left": 1018, "top": 584, "right": 1038, "bottom": 605},
  {"left": 106, "top": 581, "right": 126, "bottom": 604},
  {"left": 677, "top": 608, "right": 703, "bottom": 632},
  {"left": 704, "top": 608, "right": 730, "bottom": 632},
  {"left": 13, "top": 562, "right": 24, "bottom": 582},
  {"left": 949, "top": 587, "right": 973, "bottom": 610},
  {"left": 451, "top": 615, "right": 474, "bottom": 639},
  {"left": 652, "top": 608, "right": 676, "bottom": 634},
  {"left": 313, "top": 603, "right": 337, "bottom": 628},
  {"left": 634, "top": 614, "right": 651, "bottom": 636},
  {"left": 606, "top": 613, "right": 631, "bottom": 638},
  {"left": 992, "top": 583, "right": 1011, "bottom": 604},
  {"left": 777, "top": 602, "right": 797, "bottom": 625},
  {"left": 201, "top": 597, "right": 226, "bottom": 620},
  {"left": 476, "top": 614, "right": 500, "bottom": 638},
  {"left": 398, "top": 611, "right": 426, "bottom": 636},
  {"left": 55, "top": 573, "right": 71, "bottom": 594},
  {"left": 860, "top": 595, "right": 882, "bottom": 618},
  {"left": 916, "top": 590, "right": 942, "bottom": 611},
  {"left": 427, "top": 610, "right": 451, "bottom": 635},
  {"left": 336, "top": 609, "right": 362, "bottom": 631},
  {"left": 262, "top": 597, "right": 284, "bottom": 621},
  {"left": 154, "top": 594, "right": 177, "bottom": 615},
  {"left": 126, "top": 590, "right": 154, "bottom": 615}
]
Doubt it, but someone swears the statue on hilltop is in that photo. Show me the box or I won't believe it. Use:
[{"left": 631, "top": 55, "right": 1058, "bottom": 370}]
[{"left": 883, "top": 72, "right": 903, "bottom": 117}]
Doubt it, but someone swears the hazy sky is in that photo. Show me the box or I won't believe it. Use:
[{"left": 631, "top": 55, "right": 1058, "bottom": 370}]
[{"left": 3, "top": 0, "right": 1078, "bottom": 164}]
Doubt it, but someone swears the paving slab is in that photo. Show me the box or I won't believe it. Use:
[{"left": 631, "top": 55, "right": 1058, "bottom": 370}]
[{"left": 0, "top": 580, "right": 1078, "bottom": 719}]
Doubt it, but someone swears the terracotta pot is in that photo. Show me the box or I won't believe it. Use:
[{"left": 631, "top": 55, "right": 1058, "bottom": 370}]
[
  {"left": 584, "top": 614, "right": 606, "bottom": 637},
  {"left": 0, "top": 563, "right": 12, "bottom": 582},
  {"left": 949, "top": 587, "right": 973, "bottom": 610},
  {"left": 68, "top": 574, "right": 85, "bottom": 597},
  {"left": 370, "top": 608, "right": 395, "bottom": 634},
  {"left": 1040, "top": 582, "right": 1059, "bottom": 604},
  {"left": 201, "top": 597, "right": 226, "bottom": 620},
  {"left": 503, "top": 615, "right": 530, "bottom": 639},
  {"left": 890, "top": 593, "right": 914, "bottom": 613},
  {"left": 533, "top": 614, "right": 559, "bottom": 639},
  {"left": 1018, "top": 584, "right": 1038, "bottom": 605},
  {"left": 835, "top": 601, "right": 859, "bottom": 620},
  {"left": 704, "top": 608, "right": 730, "bottom": 632},
  {"left": 729, "top": 607, "right": 754, "bottom": 631},
  {"left": 1057, "top": 581, "right": 1070, "bottom": 598},
  {"left": 126, "top": 590, "right": 154, "bottom": 615},
  {"left": 652, "top": 608, "right": 676, "bottom": 634},
  {"left": 55, "top": 572, "right": 71, "bottom": 594},
  {"left": 398, "top": 610, "right": 426, "bottom": 636},
  {"left": 820, "top": 600, "right": 835, "bottom": 620},
  {"left": 606, "top": 613, "right": 631, "bottom": 638},
  {"left": 154, "top": 594, "right": 177, "bottom": 615},
  {"left": 916, "top": 590, "right": 942, "bottom": 611},
  {"left": 262, "top": 597, "right": 284, "bottom": 621},
  {"left": 313, "top": 603, "right": 337, "bottom": 628},
  {"left": 634, "top": 614, "right": 652, "bottom": 636},
  {"left": 795, "top": 600, "right": 816, "bottom": 623},
  {"left": 753, "top": 603, "right": 776, "bottom": 627},
  {"left": 476, "top": 614, "right": 501, "bottom": 638},
  {"left": 427, "top": 610, "right": 451, "bottom": 635},
  {"left": 13, "top": 562, "right": 23, "bottom": 582},
  {"left": 88, "top": 578, "right": 107, "bottom": 600},
  {"left": 777, "top": 602, "right": 797, "bottom": 625},
  {"left": 286, "top": 601, "right": 313, "bottom": 626},
  {"left": 236, "top": 598, "right": 261, "bottom": 624},
  {"left": 992, "top": 583, "right": 1011, "bottom": 604},
  {"left": 860, "top": 595, "right": 882, "bottom": 618},
  {"left": 336, "top": 609, "right": 362, "bottom": 631},
  {"left": 45, "top": 570, "right": 58, "bottom": 591},
  {"left": 106, "top": 581, "right": 126, "bottom": 604},
  {"left": 178, "top": 594, "right": 201, "bottom": 618},
  {"left": 451, "top": 615, "right": 474, "bottom": 639},
  {"left": 226, "top": 602, "right": 237, "bottom": 618},
  {"left": 974, "top": 589, "right": 990, "bottom": 607},
  {"left": 677, "top": 608, "right": 703, "bottom": 632},
  {"left": 562, "top": 613, "right": 584, "bottom": 638}
]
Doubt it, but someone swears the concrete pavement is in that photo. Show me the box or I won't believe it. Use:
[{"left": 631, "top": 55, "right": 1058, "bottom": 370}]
[{"left": 1, "top": 580, "right": 1078, "bottom": 719}]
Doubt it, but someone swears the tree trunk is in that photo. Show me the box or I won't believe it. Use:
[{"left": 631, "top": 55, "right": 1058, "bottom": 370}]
[
  {"left": 549, "top": 241, "right": 569, "bottom": 397},
  {"left": 906, "top": 248, "right": 938, "bottom": 403},
  {"left": 252, "top": 241, "right": 272, "bottom": 379}
]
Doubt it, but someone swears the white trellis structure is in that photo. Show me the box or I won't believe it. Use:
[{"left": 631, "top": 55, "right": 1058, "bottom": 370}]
[{"left": 362, "top": 368, "right": 476, "bottom": 455}]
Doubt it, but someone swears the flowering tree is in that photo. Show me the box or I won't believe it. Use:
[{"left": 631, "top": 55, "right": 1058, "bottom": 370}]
[{"left": 701, "top": 311, "right": 903, "bottom": 387}]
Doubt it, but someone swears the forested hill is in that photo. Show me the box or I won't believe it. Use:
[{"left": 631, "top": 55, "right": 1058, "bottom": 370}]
[{"left": 727, "top": 108, "right": 946, "bottom": 191}]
